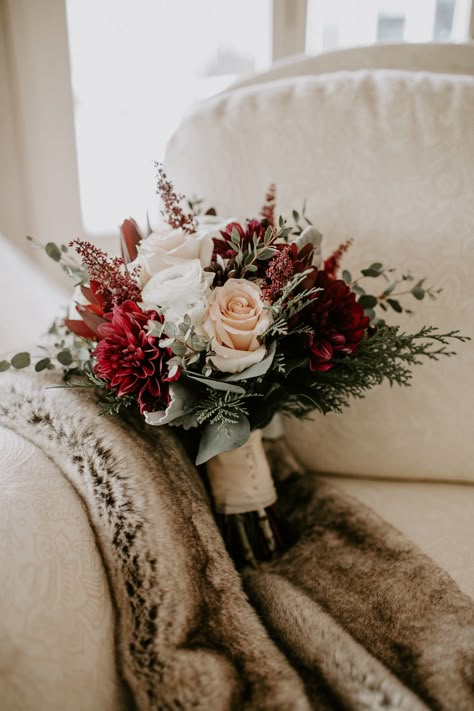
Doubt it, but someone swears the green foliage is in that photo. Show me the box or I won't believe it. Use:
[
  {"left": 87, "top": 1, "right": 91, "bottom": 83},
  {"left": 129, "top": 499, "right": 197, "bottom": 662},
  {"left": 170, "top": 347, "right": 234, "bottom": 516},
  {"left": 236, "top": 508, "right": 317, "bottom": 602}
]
[
  {"left": 45, "top": 242, "right": 62, "bottom": 262},
  {"left": 238, "top": 225, "right": 278, "bottom": 278},
  {"left": 148, "top": 314, "right": 209, "bottom": 376},
  {"left": 196, "top": 411, "right": 250, "bottom": 465},
  {"left": 35, "top": 357, "right": 53, "bottom": 372},
  {"left": 290, "top": 200, "right": 313, "bottom": 236},
  {"left": 279, "top": 326, "right": 469, "bottom": 418},
  {"left": 26, "top": 235, "right": 88, "bottom": 285},
  {"left": 194, "top": 389, "right": 253, "bottom": 427},
  {"left": 11, "top": 352, "right": 31, "bottom": 369},
  {"left": 264, "top": 270, "right": 321, "bottom": 338},
  {"left": 57, "top": 349, "right": 73, "bottom": 366},
  {"left": 346, "top": 263, "right": 444, "bottom": 324}
]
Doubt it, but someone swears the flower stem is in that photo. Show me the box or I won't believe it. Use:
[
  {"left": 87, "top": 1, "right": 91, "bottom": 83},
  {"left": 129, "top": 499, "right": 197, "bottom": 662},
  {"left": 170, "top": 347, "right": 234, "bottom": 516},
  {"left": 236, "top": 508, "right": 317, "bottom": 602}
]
[
  {"left": 257, "top": 508, "right": 277, "bottom": 553},
  {"left": 235, "top": 515, "right": 258, "bottom": 568}
]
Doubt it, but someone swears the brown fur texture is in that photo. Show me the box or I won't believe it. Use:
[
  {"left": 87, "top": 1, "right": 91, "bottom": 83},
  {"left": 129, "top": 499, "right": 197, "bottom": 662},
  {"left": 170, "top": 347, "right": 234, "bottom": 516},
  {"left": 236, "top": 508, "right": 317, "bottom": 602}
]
[{"left": 1, "top": 372, "right": 473, "bottom": 710}]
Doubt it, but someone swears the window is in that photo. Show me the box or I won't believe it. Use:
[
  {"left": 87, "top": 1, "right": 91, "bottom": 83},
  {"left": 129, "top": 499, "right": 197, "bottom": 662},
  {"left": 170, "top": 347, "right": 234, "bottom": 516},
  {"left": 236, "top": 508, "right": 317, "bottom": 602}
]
[
  {"left": 305, "top": 0, "right": 472, "bottom": 54},
  {"left": 65, "top": 0, "right": 272, "bottom": 235}
]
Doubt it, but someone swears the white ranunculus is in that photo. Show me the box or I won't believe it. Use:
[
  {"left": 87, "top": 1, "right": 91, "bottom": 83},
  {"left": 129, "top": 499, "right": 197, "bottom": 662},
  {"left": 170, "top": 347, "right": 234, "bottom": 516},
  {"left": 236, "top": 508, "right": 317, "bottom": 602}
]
[
  {"left": 141, "top": 259, "right": 213, "bottom": 326},
  {"left": 135, "top": 224, "right": 215, "bottom": 284},
  {"left": 203, "top": 279, "right": 272, "bottom": 374}
]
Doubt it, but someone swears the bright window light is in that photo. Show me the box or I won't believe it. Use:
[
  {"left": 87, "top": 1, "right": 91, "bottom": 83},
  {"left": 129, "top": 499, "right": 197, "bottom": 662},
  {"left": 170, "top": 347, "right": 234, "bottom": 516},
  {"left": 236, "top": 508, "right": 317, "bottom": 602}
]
[
  {"left": 306, "top": 0, "right": 472, "bottom": 54},
  {"left": 65, "top": 0, "right": 272, "bottom": 235}
]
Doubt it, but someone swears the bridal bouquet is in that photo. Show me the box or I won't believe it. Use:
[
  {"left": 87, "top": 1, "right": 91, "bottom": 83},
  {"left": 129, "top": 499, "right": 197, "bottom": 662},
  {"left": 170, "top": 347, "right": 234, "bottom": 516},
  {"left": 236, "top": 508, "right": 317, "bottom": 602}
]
[{"left": 3, "top": 166, "right": 467, "bottom": 564}]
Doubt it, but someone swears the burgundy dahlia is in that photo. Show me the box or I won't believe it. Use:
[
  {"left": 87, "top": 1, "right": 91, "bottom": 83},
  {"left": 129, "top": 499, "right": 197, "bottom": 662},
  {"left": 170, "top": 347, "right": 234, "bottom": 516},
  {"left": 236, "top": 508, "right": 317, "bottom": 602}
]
[
  {"left": 289, "top": 270, "right": 370, "bottom": 372},
  {"left": 93, "top": 300, "right": 179, "bottom": 413}
]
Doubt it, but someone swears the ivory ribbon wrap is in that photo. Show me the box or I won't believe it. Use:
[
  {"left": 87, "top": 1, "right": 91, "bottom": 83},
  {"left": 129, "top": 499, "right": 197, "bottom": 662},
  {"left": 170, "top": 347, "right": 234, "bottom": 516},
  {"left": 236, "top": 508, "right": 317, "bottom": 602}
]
[{"left": 206, "top": 429, "right": 277, "bottom": 514}]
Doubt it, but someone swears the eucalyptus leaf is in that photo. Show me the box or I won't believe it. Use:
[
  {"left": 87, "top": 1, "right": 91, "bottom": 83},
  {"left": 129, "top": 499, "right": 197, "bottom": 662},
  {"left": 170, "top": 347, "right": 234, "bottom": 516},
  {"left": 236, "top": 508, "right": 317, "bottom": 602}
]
[
  {"left": 224, "top": 341, "right": 276, "bottom": 382},
  {"left": 35, "top": 357, "right": 51, "bottom": 372},
  {"left": 411, "top": 287, "right": 425, "bottom": 300},
  {"left": 231, "top": 227, "right": 241, "bottom": 244},
  {"left": 387, "top": 298, "right": 403, "bottom": 314},
  {"left": 45, "top": 242, "right": 62, "bottom": 262},
  {"left": 57, "top": 349, "right": 73, "bottom": 366},
  {"left": 196, "top": 413, "right": 250, "bottom": 465},
  {"left": 358, "top": 294, "right": 377, "bottom": 309},
  {"left": 342, "top": 270, "right": 352, "bottom": 284},
  {"left": 258, "top": 248, "right": 276, "bottom": 260},
  {"left": 171, "top": 342, "right": 187, "bottom": 356},
  {"left": 263, "top": 225, "right": 273, "bottom": 243},
  {"left": 147, "top": 320, "right": 164, "bottom": 338},
  {"left": 168, "top": 364, "right": 179, "bottom": 379},
  {"left": 382, "top": 282, "right": 397, "bottom": 297},
  {"left": 361, "top": 262, "right": 384, "bottom": 278},
  {"left": 11, "top": 352, "right": 31, "bottom": 369},
  {"left": 184, "top": 372, "right": 245, "bottom": 394},
  {"left": 163, "top": 322, "right": 177, "bottom": 338},
  {"left": 0, "top": 360, "right": 11, "bottom": 372},
  {"left": 364, "top": 307, "right": 376, "bottom": 322}
]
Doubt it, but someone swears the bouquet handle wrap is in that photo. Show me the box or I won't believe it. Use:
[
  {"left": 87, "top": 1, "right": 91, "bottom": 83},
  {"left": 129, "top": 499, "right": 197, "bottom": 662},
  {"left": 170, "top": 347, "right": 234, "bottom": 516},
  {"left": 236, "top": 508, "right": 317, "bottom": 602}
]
[{"left": 206, "top": 429, "right": 277, "bottom": 515}]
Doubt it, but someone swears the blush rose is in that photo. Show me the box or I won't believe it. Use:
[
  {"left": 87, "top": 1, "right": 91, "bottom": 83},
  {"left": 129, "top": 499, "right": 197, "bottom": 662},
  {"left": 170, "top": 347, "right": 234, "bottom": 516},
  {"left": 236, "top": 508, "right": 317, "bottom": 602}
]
[{"left": 203, "top": 279, "right": 272, "bottom": 373}]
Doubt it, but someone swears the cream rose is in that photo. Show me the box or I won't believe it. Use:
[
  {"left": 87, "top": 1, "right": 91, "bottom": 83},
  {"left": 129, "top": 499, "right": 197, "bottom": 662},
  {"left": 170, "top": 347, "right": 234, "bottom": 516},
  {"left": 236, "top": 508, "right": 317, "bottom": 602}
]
[
  {"left": 135, "top": 224, "right": 214, "bottom": 283},
  {"left": 203, "top": 279, "right": 272, "bottom": 374},
  {"left": 141, "top": 259, "right": 213, "bottom": 326}
]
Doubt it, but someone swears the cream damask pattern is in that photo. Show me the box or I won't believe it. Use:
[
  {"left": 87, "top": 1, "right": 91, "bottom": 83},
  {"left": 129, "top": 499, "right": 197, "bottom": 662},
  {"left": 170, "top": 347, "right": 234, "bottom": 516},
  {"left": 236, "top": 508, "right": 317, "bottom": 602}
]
[
  {"left": 166, "top": 69, "right": 474, "bottom": 482},
  {"left": 0, "top": 426, "right": 127, "bottom": 711}
]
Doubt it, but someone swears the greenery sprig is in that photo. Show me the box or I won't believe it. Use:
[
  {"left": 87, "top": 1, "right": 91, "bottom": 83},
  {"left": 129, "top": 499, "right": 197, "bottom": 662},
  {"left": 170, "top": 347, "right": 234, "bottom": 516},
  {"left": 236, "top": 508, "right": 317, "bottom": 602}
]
[
  {"left": 26, "top": 236, "right": 88, "bottom": 285},
  {"left": 280, "top": 325, "right": 469, "bottom": 417},
  {"left": 343, "top": 262, "right": 443, "bottom": 324}
]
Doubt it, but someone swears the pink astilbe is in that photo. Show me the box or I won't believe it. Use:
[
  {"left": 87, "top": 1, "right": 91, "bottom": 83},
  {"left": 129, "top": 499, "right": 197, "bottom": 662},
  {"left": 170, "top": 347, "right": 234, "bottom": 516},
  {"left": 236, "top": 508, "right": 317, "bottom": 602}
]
[
  {"left": 155, "top": 163, "right": 198, "bottom": 233},
  {"left": 260, "top": 183, "right": 276, "bottom": 227},
  {"left": 262, "top": 245, "right": 295, "bottom": 302},
  {"left": 70, "top": 240, "right": 141, "bottom": 311},
  {"left": 323, "top": 239, "right": 353, "bottom": 278}
]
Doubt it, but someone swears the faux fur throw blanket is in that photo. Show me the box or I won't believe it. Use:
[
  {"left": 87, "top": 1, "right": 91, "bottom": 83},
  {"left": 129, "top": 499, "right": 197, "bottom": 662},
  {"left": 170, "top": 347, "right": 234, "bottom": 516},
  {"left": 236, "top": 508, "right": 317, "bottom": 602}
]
[{"left": 1, "top": 372, "right": 474, "bottom": 711}]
